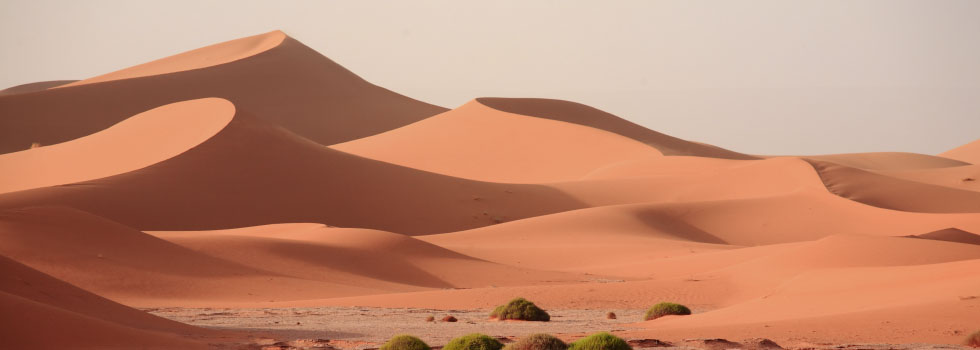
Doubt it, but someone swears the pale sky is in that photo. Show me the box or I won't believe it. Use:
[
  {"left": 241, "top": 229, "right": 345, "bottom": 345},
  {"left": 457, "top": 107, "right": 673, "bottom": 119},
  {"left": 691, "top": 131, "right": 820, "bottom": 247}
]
[{"left": 2, "top": 0, "right": 978, "bottom": 155}]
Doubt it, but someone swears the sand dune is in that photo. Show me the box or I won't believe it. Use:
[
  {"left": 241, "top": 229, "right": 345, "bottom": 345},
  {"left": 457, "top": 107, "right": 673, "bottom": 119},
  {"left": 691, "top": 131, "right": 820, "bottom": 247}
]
[
  {"left": 806, "top": 152, "right": 968, "bottom": 170},
  {"left": 419, "top": 203, "right": 736, "bottom": 275},
  {"left": 807, "top": 159, "right": 980, "bottom": 213},
  {"left": 0, "top": 80, "right": 77, "bottom": 95},
  {"left": 583, "top": 190, "right": 980, "bottom": 246},
  {"left": 908, "top": 227, "right": 980, "bottom": 245},
  {"left": 873, "top": 164, "right": 980, "bottom": 192},
  {"left": 0, "top": 254, "right": 212, "bottom": 349},
  {"left": 149, "top": 223, "right": 582, "bottom": 291},
  {"left": 555, "top": 156, "right": 826, "bottom": 206},
  {"left": 0, "top": 206, "right": 405, "bottom": 305},
  {"left": 333, "top": 99, "right": 662, "bottom": 182},
  {"left": 0, "top": 30, "right": 445, "bottom": 154},
  {"left": 639, "top": 259, "right": 980, "bottom": 344},
  {"left": 0, "top": 98, "right": 234, "bottom": 195},
  {"left": 0, "top": 106, "right": 586, "bottom": 234},
  {"left": 941, "top": 138, "right": 980, "bottom": 164},
  {"left": 476, "top": 98, "right": 756, "bottom": 160}
]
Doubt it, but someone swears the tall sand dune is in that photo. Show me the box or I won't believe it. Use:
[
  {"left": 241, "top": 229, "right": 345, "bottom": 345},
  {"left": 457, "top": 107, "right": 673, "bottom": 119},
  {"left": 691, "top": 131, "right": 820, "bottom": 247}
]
[
  {"left": 0, "top": 105, "right": 586, "bottom": 234},
  {"left": 332, "top": 99, "right": 662, "bottom": 182},
  {"left": 0, "top": 98, "right": 234, "bottom": 194},
  {"left": 476, "top": 98, "right": 756, "bottom": 160},
  {"left": 0, "top": 30, "right": 445, "bottom": 154},
  {"left": 941, "top": 138, "right": 980, "bottom": 164},
  {"left": 807, "top": 159, "right": 980, "bottom": 213}
]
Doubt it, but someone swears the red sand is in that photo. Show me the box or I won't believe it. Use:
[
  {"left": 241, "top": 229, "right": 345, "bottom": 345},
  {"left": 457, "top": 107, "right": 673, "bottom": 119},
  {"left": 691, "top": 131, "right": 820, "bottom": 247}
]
[{"left": 2, "top": 31, "right": 979, "bottom": 348}]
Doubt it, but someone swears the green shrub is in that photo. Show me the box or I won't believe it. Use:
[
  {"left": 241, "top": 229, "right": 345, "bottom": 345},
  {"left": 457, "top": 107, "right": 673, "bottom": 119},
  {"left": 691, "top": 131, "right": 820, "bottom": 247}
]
[
  {"left": 381, "top": 335, "right": 431, "bottom": 350},
  {"left": 490, "top": 297, "right": 550, "bottom": 321},
  {"left": 966, "top": 330, "right": 980, "bottom": 348},
  {"left": 444, "top": 334, "right": 504, "bottom": 350},
  {"left": 504, "top": 334, "right": 567, "bottom": 350},
  {"left": 567, "top": 332, "right": 630, "bottom": 350},
  {"left": 643, "top": 302, "right": 691, "bottom": 320}
]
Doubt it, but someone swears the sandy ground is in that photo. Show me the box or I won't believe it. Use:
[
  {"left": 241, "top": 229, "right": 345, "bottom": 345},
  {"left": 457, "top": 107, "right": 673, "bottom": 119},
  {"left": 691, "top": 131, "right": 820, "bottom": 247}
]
[{"left": 147, "top": 307, "right": 974, "bottom": 350}]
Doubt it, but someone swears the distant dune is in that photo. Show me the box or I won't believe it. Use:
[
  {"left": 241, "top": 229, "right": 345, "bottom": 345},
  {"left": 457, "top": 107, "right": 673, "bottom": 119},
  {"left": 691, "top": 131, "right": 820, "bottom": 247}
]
[
  {"left": 941, "top": 138, "right": 980, "bottom": 164},
  {"left": 1, "top": 30, "right": 978, "bottom": 347}
]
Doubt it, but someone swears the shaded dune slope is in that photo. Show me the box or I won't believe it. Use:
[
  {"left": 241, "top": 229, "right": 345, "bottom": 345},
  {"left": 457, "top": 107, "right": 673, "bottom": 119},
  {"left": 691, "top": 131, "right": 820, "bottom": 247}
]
[
  {"left": 806, "top": 159, "right": 980, "bottom": 213},
  {"left": 0, "top": 106, "right": 586, "bottom": 234},
  {"left": 0, "top": 98, "right": 234, "bottom": 195},
  {"left": 907, "top": 227, "right": 980, "bottom": 245},
  {"left": 0, "top": 30, "right": 445, "bottom": 154},
  {"left": 150, "top": 224, "right": 581, "bottom": 291},
  {"left": 476, "top": 97, "right": 756, "bottom": 160},
  {"left": 0, "top": 254, "right": 211, "bottom": 349}
]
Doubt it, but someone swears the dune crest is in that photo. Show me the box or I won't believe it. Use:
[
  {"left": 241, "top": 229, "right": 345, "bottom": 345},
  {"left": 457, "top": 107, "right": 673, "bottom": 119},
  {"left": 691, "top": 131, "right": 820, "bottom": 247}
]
[
  {"left": 0, "top": 80, "right": 78, "bottom": 95},
  {"left": 0, "top": 98, "right": 234, "bottom": 195},
  {"left": 806, "top": 159, "right": 980, "bottom": 213},
  {"left": 59, "top": 31, "right": 286, "bottom": 88}
]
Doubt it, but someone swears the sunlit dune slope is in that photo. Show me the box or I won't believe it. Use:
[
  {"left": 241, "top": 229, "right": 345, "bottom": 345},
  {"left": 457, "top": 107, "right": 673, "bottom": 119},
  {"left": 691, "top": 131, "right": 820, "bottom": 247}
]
[
  {"left": 333, "top": 99, "right": 662, "bottom": 182},
  {"left": 0, "top": 98, "right": 234, "bottom": 195}
]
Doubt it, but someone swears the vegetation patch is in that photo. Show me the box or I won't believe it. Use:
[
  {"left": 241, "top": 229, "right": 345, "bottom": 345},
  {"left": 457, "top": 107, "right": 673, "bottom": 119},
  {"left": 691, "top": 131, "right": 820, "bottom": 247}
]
[
  {"left": 490, "top": 297, "right": 550, "bottom": 321},
  {"left": 444, "top": 334, "right": 504, "bottom": 350},
  {"left": 643, "top": 302, "right": 691, "bottom": 321},
  {"left": 568, "top": 332, "right": 631, "bottom": 350},
  {"left": 381, "top": 335, "right": 431, "bottom": 350},
  {"left": 504, "top": 334, "right": 567, "bottom": 350}
]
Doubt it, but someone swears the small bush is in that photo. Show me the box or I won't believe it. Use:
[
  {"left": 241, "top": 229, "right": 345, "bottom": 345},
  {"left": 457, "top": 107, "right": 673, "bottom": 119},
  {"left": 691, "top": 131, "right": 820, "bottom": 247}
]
[
  {"left": 643, "top": 302, "right": 691, "bottom": 321},
  {"left": 442, "top": 315, "right": 458, "bottom": 322},
  {"left": 381, "top": 335, "right": 431, "bottom": 350},
  {"left": 425, "top": 315, "right": 435, "bottom": 322},
  {"left": 505, "top": 334, "right": 567, "bottom": 350},
  {"left": 444, "top": 334, "right": 504, "bottom": 350},
  {"left": 490, "top": 297, "right": 550, "bottom": 321},
  {"left": 567, "top": 332, "right": 631, "bottom": 350},
  {"left": 966, "top": 330, "right": 980, "bottom": 348},
  {"left": 605, "top": 312, "right": 616, "bottom": 320}
]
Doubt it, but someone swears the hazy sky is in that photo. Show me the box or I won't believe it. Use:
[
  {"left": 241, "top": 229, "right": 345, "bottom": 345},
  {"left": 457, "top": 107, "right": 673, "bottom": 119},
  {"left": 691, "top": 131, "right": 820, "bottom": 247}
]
[{"left": 2, "top": 0, "right": 978, "bottom": 155}]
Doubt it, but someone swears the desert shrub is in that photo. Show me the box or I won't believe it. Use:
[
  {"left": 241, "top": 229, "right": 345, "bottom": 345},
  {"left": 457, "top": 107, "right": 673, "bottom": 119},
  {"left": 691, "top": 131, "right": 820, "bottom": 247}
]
[
  {"left": 643, "top": 302, "right": 691, "bottom": 321},
  {"left": 490, "top": 297, "right": 550, "bottom": 321},
  {"left": 605, "top": 312, "right": 616, "bottom": 320},
  {"left": 443, "top": 334, "right": 504, "bottom": 350},
  {"left": 442, "top": 315, "right": 458, "bottom": 322},
  {"left": 425, "top": 315, "right": 435, "bottom": 322},
  {"left": 504, "top": 334, "right": 567, "bottom": 350},
  {"left": 567, "top": 332, "right": 631, "bottom": 350},
  {"left": 966, "top": 330, "right": 980, "bottom": 348},
  {"left": 381, "top": 335, "right": 431, "bottom": 350}
]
